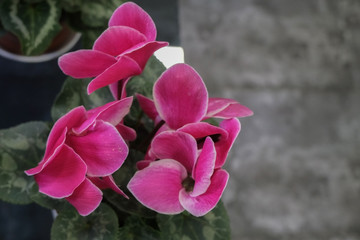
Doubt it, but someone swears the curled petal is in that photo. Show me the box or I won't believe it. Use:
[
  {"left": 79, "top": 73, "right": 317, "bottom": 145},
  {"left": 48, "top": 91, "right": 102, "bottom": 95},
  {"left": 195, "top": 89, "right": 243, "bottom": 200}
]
[
  {"left": 87, "top": 55, "right": 142, "bottom": 94},
  {"left": 136, "top": 160, "right": 153, "bottom": 170},
  {"left": 33, "top": 145, "right": 87, "bottom": 198},
  {"left": 205, "top": 98, "right": 253, "bottom": 119},
  {"left": 89, "top": 97, "right": 133, "bottom": 126},
  {"left": 153, "top": 64, "right": 208, "bottom": 129},
  {"left": 136, "top": 93, "right": 158, "bottom": 120},
  {"left": 67, "top": 121, "right": 128, "bottom": 177},
  {"left": 125, "top": 41, "right": 169, "bottom": 70},
  {"left": 128, "top": 159, "right": 187, "bottom": 215},
  {"left": 116, "top": 124, "right": 137, "bottom": 141},
  {"left": 179, "top": 169, "right": 229, "bottom": 217},
  {"left": 43, "top": 106, "right": 86, "bottom": 160},
  {"left": 109, "top": 2, "right": 157, "bottom": 41},
  {"left": 74, "top": 97, "right": 133, "bottom": 134},
  {"left": 93, "top": 26, "right": 147, "bottom": 56},
  {"left": 58, "top": 50, "right": 116, "bottom": 78},
  {"left": 215, "top": 118, "right": 241, "bottom": 168},
  {"left": 25, "top": 127, "right": 67, "bottom": 176},
  {"left": 109, "top": 77, "right": 131, "bottom": 100},
  {"left": 88, "top": 176, "right": 128, "bottom": 199},
  {"left": 109, "top": 82, "right": 119, "bottom": 100},
  {"left": 66, "top": 178, "right": 103, "bottom": 216},
  {"left": 191, "top": 137, "right": 216, "bottom": 197},
  {"left": 151, "top": 131, "right": 197, "bottom": 173},
  {"left": 177, "top": 122, "right": 228, "bottom": 142}
]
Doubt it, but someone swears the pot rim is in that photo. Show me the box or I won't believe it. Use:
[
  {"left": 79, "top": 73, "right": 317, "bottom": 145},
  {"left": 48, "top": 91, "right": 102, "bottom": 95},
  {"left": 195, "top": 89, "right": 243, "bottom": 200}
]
[{"left": 0, "top": 33, "right": 81, "bottom": 63}]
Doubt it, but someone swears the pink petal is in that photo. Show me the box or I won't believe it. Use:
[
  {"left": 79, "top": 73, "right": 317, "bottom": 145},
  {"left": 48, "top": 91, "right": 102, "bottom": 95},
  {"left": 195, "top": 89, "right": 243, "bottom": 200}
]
[
  {"left": 33, "top": 144, "right": 87, "bottom": 198},
  {"left": 89, "top": 97, "right": 133, "bottom": 125},
  {"left": 74, "top": 97, "right": 133, "bottom": 134},
  {"left": 179, "top": 169, "right": 229, "bottom": 217},
  {"left": 205, "top": 98, "right": 253, "bottom": 119},
  {"left": 43, "top": 106, "right": 86, "bottom": 161},
  {"left": 58, "top": 50, "right": 116, "bottom": 78},
  {"left": 191, "top": 137, "right": 216, "bottom": 197},
  {"left": 26, "top": 106, "right": 87, "bottom": 176},
  {"left": 125, "top": 41, "right": 169, "bottom": 70},
  {"left": 136, "top": 160, "right": 153, "bottom": 170},
  {"left": 153, "top": 64, "right": 208, "bottom": 129},
  {"left": 93, "top": 26, "right": 147, "bottom": 56},
  {"left": 67, "top": 121, "right": 128, "bottom": 177},
  {"left": 151, "top": 131, "right": 197, "bottom": 173},
  {"left": 109, "top": 82, "right": 119, "bottom": 100},
  {"left": 144, "top": 147, "right": 157, "bottom": 161},
  {"left": 87, "top": 55, "right": 142, "bottom": 94},
  {"left": 215, "top": 118, "right": 241, "bottom": 168},
  {"left": 116, "top": 124, "right": 137, "bottom": 141},
  {"left": 177, "top": 122, "right": 228, "bottom": 142},
  {"left": 66, "top": 178, "right": 103, "bottom": 216},
  {"left": 109, "top": 77, "right": 131, "bottom": 100},
  {"left": 25, "top": 127, "right": 68, "bottom": 176},
  {"left": 127, "top": 159, "right": 187, "bottom": 215},
  {"left": 136, "top": 93, "right": 158, "bottom": 120},
  {"left": 88, "top": 176, "right": 128, "bottom": 199},
  {"left": 109, "top": 2, "right": 157, "bottom": 41}
]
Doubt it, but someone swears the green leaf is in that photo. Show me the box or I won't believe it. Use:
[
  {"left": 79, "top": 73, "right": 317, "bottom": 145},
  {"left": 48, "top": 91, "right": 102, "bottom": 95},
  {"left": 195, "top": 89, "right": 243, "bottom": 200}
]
[
  {"left": 80, "top": 27, "right": 106, "bottom": 49},
  {"left": 60, "top": 0, "right": 82, "bottom": 13},
  {"left": 157, "top": 201, "right": 231, "bottom": 240},
  {"left": 51, "top": 77, "right": 114, "bottom": 121},
  {"left": 24, "top": 0, "right": 44, "bottom": 3},
  {"left": 0, "top": 121, "right": 49, "bottom": 204},
  {"left": 125, "top": 55, "right": 166, "bottom": 124},
  {"left": 118, "top": 215, "right": 161, "bottom": 240},
  {"left": 126, "top": 55, "right": 166, "bottom": 99},
  {"left": 29, "top": 183, "right": 68, "bottom": 211},
  {"left": 51, "top": 203, "right": 119, "bottom": 240},
  {"left": 80, "top": 0, "right": 125, "bottom": 28},
  {"left": 0, "top": 0, "right": 62, "bottom": 55}
]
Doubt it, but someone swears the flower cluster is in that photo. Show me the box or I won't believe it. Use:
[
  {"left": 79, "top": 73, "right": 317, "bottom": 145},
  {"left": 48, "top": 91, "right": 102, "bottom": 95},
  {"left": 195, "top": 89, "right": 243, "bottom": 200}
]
[{"left": 26, "top": 2, "right": 252, "bottom": 217}]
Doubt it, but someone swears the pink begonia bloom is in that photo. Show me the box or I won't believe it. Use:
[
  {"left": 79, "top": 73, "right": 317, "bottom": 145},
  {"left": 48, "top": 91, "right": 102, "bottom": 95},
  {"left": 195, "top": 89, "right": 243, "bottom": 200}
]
[
  {"left": 25, "top": 97, "right": 133, "bottom": 216},
  {"left": 58, "top": 2, "right": 168, "bottom": 97},
  {"left": 137, "top": 63, "right": 253, "bottom": 129},
  {"left": 128, "top": 131, "right": 229, "bottom": 217}
]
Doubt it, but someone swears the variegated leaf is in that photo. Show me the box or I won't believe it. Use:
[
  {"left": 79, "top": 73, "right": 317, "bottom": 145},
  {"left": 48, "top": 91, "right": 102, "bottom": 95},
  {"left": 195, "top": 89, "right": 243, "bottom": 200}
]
[
  {"left": 51, "top": 203, "right": 119, "bottom": 240},
  {"left": 0, "top": 121, "right": 49, "bottom": 204},
  {"left": 60, "top": 0, "right": 82, "bottom": 13},
  {"left": 51, "top": 77, "right": 114, "bottom": 122},
  {"left": 157, "top": 201, "right": 231, "bottom": 240},
  {"left": 0, "top": 0, "right": 62, "bottom": 55},
  {"left": 81, "top": 0, "right": 125, "bottom": 28}
]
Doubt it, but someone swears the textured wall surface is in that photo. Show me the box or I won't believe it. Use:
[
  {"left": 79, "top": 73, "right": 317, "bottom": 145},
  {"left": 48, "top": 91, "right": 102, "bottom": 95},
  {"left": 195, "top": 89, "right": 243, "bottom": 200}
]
[{"left": 179, "top": 0, "right": 360, "bottom": 239}]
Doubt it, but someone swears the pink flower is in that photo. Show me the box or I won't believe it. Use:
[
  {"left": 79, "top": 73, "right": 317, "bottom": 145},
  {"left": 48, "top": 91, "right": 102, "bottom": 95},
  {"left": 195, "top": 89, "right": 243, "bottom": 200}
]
[
  {"left": 25, "top": 97, "right": 134, "bottom": 216},
  {"left": 128, "top": 131, "right": 229, "bottom": 217},
  {"left": 137, "top": 63, "right": 253, "bottom": 129},
  {"left": 178, "top": 118, "right": 241, "bottom": 168},
  {"left": 137, "top": 63, "right": 252, "bottom": 167},
  {"left": 58, "top": 2, "right": 168, "bottom": 97}
]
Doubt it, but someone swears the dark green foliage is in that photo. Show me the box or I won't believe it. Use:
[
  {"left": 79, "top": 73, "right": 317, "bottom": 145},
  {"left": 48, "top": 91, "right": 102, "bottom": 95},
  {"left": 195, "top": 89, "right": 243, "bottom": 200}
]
[
  {"left": 51, "top": 203, "right": 119, "bottom": 240},
  {"left": 0, "top": 121, "right": 49, "bottom": 204}
]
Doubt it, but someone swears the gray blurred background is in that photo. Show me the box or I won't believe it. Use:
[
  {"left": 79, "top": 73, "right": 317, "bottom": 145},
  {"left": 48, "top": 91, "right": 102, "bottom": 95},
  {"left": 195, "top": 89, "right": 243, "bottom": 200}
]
[{"left": 178, "top": 0, "right": 360, "bottom": 239}]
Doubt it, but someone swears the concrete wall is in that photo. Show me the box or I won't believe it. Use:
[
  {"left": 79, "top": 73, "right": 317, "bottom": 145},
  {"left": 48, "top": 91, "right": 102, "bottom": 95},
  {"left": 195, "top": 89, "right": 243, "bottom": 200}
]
[{"left": 179, "top": 0, "right": 360, "bottom": 239}]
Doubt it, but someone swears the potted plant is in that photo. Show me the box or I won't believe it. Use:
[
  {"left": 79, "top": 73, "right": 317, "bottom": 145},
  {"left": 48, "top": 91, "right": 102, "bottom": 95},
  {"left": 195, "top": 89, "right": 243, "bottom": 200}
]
[
  {"left": 0, "top": 0, "right": 125, "bottom": 62},
  {"left": 0, "top": 2, "right": 253, "bottom": 239}
]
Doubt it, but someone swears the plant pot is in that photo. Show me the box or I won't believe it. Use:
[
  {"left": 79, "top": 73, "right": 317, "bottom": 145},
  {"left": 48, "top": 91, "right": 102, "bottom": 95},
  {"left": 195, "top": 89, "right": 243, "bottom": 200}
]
[{"left": 0, "top": 23, "right": 81, "bottom": 63}]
